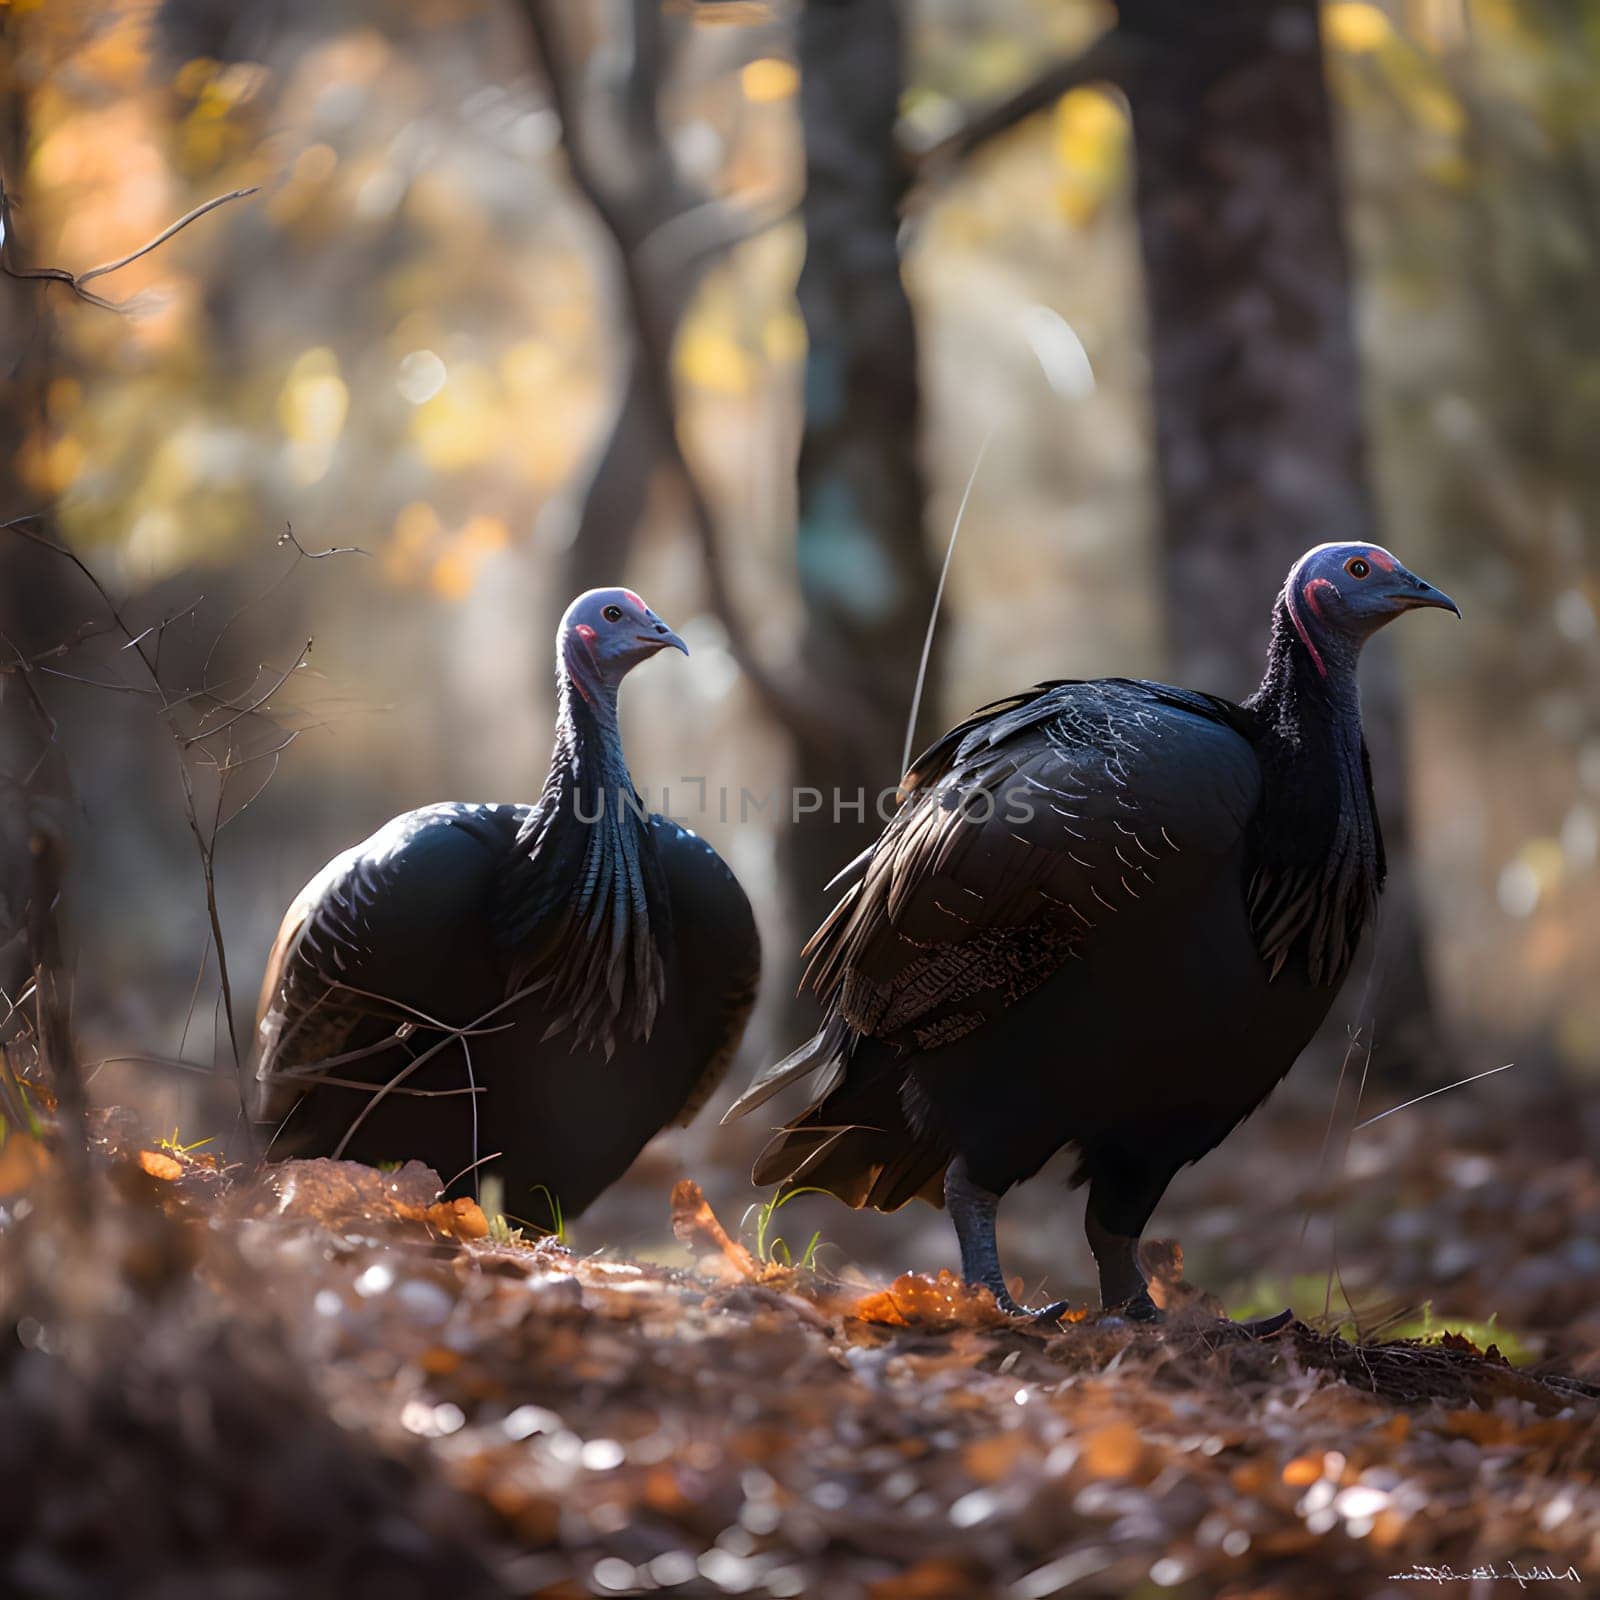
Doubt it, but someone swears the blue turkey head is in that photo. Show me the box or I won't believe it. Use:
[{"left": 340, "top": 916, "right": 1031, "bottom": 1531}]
[
  {"left": 560, "top": 587, "right": 688, "bottom": 686},
  {"left": 1286, "top": 542, "right": 1458, "bottom": 658}
]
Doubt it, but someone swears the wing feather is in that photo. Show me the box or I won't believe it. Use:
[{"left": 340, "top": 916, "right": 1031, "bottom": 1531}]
[{"left": 801, "top": 680, "right": 1262, "bottom": 1057}]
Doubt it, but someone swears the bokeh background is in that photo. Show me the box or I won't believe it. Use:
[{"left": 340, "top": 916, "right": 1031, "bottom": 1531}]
[{"left": 3, "top": 0, "right": 1597, "bottom": 1300}]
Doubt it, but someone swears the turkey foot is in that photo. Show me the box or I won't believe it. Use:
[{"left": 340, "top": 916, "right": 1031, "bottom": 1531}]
[{"left": 944, "top": 1157, "right": 1070, "bottom": 1325}]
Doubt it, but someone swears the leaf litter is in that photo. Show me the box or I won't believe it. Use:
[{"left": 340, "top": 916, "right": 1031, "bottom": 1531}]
[{"left": 0, "top": 1099, "right": 1596, "bottom": 1598}]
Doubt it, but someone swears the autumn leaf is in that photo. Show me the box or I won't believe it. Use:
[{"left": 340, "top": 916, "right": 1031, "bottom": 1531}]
[
  {"left": 137, "top": 1149, "right": 184, "bottom": 1182},
  {"left": 670, "top": 1179, "right": 758, "bottom": 1282},
  {"left": 0, "top": 1134, "right": 52, "bottom": 1197}
]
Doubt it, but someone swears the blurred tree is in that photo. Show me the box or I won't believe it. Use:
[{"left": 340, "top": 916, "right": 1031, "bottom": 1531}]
[
  {"left": 1113, "top": 0, "right": 1438, "bottom": 1074},
  {"left": 1333, "top": 0, "right": 1600, "bottom": 1060},
  {"left": 526, "top": 0, "right": 929, "bottom": 1014},
  {"left": 779, "top": 0, "right": 940, "bottom": 985},
  {"left": 0, "top": 13, "right": 69, "bottom": 984},
  {"left": 529, "top": 1, "right": 784, "bottom": 626},
  {"left": 906, "top": 1, "right": 1440, "bottom": 1071}
]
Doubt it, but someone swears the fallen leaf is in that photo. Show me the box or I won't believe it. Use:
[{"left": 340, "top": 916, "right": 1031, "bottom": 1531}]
[
  {"left": 848, "top": 1270, "right": 1013, "bottom": 1331},
  {"left": 1080, "top": 1419, "right": 1144, "bottom": 1480},
  {"left": 0, "top": 1133, "right": 51, "bottom": 1196},
  {"left": 963, "top": 1431, "right": 1032, "bottom": 1483},
  {"left": 393, "top": 1196, "right": 489, "bottom": 1240},
  {"left": 670, "top": 1179, "right": 757, "bottom": 1281},
  {"left": 137, "top": 1149, "right": 184, "bottom": 1182},
  {"left": 1433, "top": 1409, "right": 1511, "bottom": 1445}
]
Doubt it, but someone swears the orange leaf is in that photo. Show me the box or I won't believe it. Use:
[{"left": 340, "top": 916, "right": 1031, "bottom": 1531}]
[
  {"left": 393, "top": 1195, "right": 489, "bottom": 1239},
  {"left": 138, "top": 1149, "right": 184, "bottom": 1181},
  {"left": 963, "top": 1431, "right": 1031, "bottom": 1484},
  {"left": 0, "top": 1134, "right": 51, "bottom": 1196},
  {"left": 1435, "top": 1409, "right": 1511, "bottom": 1445},
  {"left": 670, "top": 1180, "right": 757, "bottom": 1281},
  {"left": 848, "top": 1270, "right": 1013, "bottom": 1331},
  {"left": 1080, "top": 1419, "right": 1144, "bottom": 1480}
]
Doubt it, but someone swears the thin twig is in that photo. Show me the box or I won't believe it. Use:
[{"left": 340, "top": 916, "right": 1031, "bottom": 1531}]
[
  {"left": 1355, "top": 1063, "right": 1516, "bottom": 1131},
  {"left": 182, "top": 642, "right": 311, "bottom": 746},
  {"left": 26, "top": 825, "right": 91, "bottom": 1213},
  {"left": 278, "top": 521, "right": 370, "bottom": 562},
  {"left": 908, "top": 31, "right": 1132, "bottom": 179},
  {"left": 2, "top": 186, "right": 258, "bottom": 312},
  {"left": 0, "top": 517, "right": 357, "bottom": 1149},
  {"left": 901, "top": 421, "right": 996, "bottom": 777},
  {"left": 521, "top": 2, "right": 855, "bottom": 760}
]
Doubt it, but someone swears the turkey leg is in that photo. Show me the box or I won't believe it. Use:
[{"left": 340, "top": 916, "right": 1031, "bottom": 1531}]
[{"left": 945, "top": 1155, "right": 1069, "bottom": 1323}]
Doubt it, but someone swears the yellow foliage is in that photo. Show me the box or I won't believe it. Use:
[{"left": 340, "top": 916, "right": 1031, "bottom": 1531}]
[
  {"left": 741, "top": 57, "right": 798, "bottom": 104},
  {"left": 278, "top": 347, "right": 348, "bottom": 486},
  {"left": 64, "top": 7, "right": 149, "bottom": 88},
  {"left": 500, "top": 339, "right": 560, "bottom": 397},
  {"left": 677, "top": 322, "right": 755, "bottom": 396},
  {"left": 461, "top": 513, "right": 509, "bottom": 554},
  {"left": 385, "top": 501, "right": 442, "bottom": 584},
  {"left": 278, "top": 348, "right": 348, "bottom": 442},
  {"left": 1404, "top": 81, "right": 1466, "bottom": 137},
  {"left": 430, "top": 551, "right": 475, "bottom": 602},
  {"left": 40, "top": 433, "right": 86, "bottom": 497},
  {"left": 17, "top": 427, "right": 84, "bottom": 497},
  {"left": 1324, "top": 1, "right": 1392, "bottom": 55},
  {"left": 411, "top": 362, "right": 504, "bottom": 471},
  {"left": 174, "top": 57, "right": 221, "bottom": 97},
  {"left": 761, "top": 311, "right": 807, "bottom": 366},
  {"left": 430, "top": 516, "right": 510, "bottom": 601},
  {"left": 1052, "top": 88, "right": 1127, "bottom": 226}
]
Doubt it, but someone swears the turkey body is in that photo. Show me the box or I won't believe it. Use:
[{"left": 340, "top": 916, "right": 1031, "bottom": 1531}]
[
  {"left": 257, "top": 802, "right": 758, "bottom": 1219},
  {"left": 256, "top": 587, "right": 760, "bottom": 1224},
  {"left": 735, "top": 659, "right": 1386, "bottom": 1314},
  {"left": 731, "top": 545, "right": 1456, "bottom": 1317}
]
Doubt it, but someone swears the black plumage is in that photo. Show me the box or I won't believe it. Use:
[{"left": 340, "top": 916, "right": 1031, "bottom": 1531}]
[
  {"left": 726, "top": 543, "right": 1456, "bottom": 1319},
  {"left": 256, "top": 588, "right": 759, "bottom": 1222}
]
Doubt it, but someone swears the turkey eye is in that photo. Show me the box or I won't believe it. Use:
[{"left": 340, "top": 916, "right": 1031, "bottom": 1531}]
[
  {"left": 602, "top": 604, "right": 624, "bottom": 622},
  {"left": 1345, "top": 557, "right": 1371, "bottom": 579}
]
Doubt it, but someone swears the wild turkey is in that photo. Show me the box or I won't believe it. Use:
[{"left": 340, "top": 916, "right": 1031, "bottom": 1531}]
[
  {"left": 255, "top": 587, "right": 759, "bottom": 1224},
  {"left": 726, "top": 543, "right": 1456, "bottom": 1320}
]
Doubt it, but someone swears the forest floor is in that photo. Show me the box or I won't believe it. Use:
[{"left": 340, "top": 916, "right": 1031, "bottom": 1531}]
[{"left": 1, "top": 1088, "right": 1598, "bottom": 1600}]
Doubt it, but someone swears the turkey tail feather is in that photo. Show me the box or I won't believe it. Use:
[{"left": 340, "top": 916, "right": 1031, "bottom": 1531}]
[{"left": 719, "top": 1016, "right": 849, "bottom": 1125}]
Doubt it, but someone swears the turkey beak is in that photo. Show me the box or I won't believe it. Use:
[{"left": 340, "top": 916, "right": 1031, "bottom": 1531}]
[
  {"left": 643, "top": 624, "right": 689, "bottom": 657},
  {"left": 1392, "top": 569, "right": 1460, "bottom": 618}
]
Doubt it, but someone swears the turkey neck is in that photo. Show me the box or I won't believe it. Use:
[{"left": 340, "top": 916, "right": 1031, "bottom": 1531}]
[
  {"left": 1244, "top": 597, "right": 1380, "bottom": 879},
  {"left": 550, "top": 643, "right": 638, "bottom": 806}
]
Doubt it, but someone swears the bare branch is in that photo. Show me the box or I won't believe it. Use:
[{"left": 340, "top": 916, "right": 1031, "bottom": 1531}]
[
  {"left": 635, "top": 190, "right": 798, "bottom": 280},
  {"left": 520, "top": 2, "right": 860, "bottom": 760},
  {"left": 27, "top": 825, "right": 91, "bottom": 1212},
  {"left": 278, "top": 521, "right": 369, "bottom": 562},
  {"left": 2, "top": 186, "right": 258, "bottom": 312},
  {"left": 0, "top": 518, "right": 350, "bottom": 1151},
  {"left": 908, "top": 30, "right": 1132, "bottom": 181},
  {"left": 182, "top": 642, "right": 312, "bottom": 747}
]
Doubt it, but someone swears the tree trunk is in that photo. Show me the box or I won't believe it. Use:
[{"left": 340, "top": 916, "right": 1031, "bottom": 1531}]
[
  {"left": 1119, "top": 0, "right": 1440, "bottom": 1076},
  {"left": 779, "top": 0, "right": 939, "bottom": 1019},
  {"left": 0, "top": 16, "right": 67, "bottom": 985}
]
